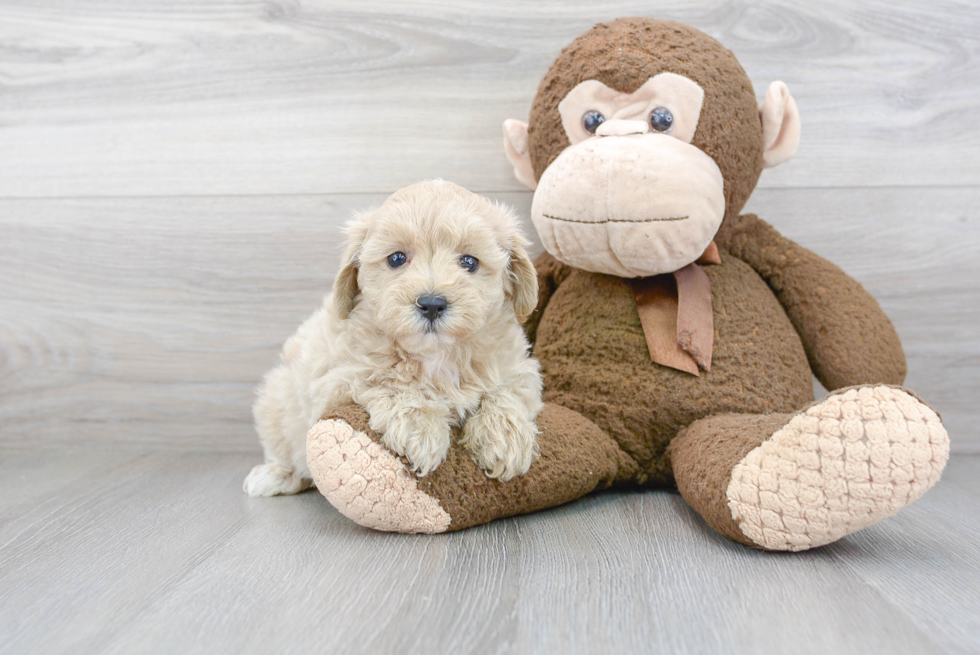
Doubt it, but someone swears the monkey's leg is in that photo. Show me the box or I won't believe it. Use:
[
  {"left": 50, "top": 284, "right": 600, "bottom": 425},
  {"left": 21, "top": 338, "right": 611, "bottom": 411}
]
[
  {"left": 669, "top": 385, "right": 949, "bottom": 551},
  {"left": 307, "top": 403, "right": 638, "bottom": 533}
]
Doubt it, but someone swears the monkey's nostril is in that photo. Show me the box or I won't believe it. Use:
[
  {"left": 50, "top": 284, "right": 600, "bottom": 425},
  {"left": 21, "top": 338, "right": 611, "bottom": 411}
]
[{"left": 416, "top": 295, "right": 449, "bottom": 322}]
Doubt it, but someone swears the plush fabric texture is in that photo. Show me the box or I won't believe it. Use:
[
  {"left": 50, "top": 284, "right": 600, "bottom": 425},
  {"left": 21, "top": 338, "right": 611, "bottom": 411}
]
[
  {"left": 717, "top": 213, "right": 907, "bottom": 390},
  {"left": 527, "top": 18, "right": 764, "bottom": 223},
  {"left": 557, "top": 74, "right": 706, "bottom": 145},
  {"left": 670, "top": 412, "right": 794, "bottom": 547},
  {"left": 307, "top": 416, "right": 451, "bottom": 533},
  {"left": 759, "top": 81, "right": 801, "bottom": 168},
  {"left": 311, "top": 403, "right": 637, "bottom": 533},
  {"left": 532, "top": 249, "right": 815, "bottom": 485},
  {"left": 530, "top": 131, "right": 726, "bottom": 277},
  {"left": 523, "top": 248, "right": 574, "bottom": 346},
  {"left": 669, "top": 385, "right": 949, "bottom": 551},
  {"left": 303, "top": 18, "right": 947, "bottom": 552},
  {"left": 725, "top": 385, "right": 948, "bottom": 551},
  {"left": 502, "top": 119, "right": 537, "bottom": 190}
]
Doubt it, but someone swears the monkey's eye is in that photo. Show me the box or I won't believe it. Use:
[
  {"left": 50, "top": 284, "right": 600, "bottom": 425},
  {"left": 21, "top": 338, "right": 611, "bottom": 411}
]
[
  {"left": 459, "top": 255, "right": 479, "bottom": 273},
  {"left": 387, "top": 252, "right": 408, "bottom": 268},
  {"left": 649, "top": 107, "right": 674, "bottom": 133},
  {"left": 582, "top": 110, "right": 606, "bottom": 134}
]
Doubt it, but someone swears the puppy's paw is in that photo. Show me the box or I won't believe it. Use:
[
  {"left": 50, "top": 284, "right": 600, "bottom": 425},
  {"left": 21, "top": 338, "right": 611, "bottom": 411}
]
[
  {"left": 243, "top": 462, "right": 312, "bottom": 497},
  {"left": 461, "top": 410, "right": 540, "bottom": 482},
  {"left": 371, "top": 408, "right": 452, "bottom": 477}
]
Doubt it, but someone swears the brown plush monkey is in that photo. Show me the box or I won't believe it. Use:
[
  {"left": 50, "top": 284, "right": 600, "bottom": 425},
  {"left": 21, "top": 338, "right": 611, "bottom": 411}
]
[{"left": 306, "top": 18, "right": 950, "bottom": 551}]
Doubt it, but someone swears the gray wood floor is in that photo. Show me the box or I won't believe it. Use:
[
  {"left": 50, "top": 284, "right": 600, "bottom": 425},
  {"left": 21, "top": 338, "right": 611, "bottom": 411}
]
[
  {"left": 2, "top": 1, "right": 980, "bottom": 653},
  {"left": 0, "top": 449, "right": 978, "bottom": 655}
]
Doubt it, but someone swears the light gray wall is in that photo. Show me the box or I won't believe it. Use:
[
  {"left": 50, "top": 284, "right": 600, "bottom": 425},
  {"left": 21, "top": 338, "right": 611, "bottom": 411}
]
[{"left": 1, "top": 1, "right": 977, "bottom": 451}]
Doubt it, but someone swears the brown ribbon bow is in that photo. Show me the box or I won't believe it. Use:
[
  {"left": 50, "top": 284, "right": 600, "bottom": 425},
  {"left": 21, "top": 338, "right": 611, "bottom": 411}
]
[{"left": 628, "top": 241, "right": 721, "bottom": 376}]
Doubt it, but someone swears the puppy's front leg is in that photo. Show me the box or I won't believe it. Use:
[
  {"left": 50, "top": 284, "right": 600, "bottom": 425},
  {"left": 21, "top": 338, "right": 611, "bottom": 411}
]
[
  {"left": 363, "top": 391, "right": 452, "bottom": 477},
  {"left": 461, "top": 389, "right": 541, "bottom": 482}
]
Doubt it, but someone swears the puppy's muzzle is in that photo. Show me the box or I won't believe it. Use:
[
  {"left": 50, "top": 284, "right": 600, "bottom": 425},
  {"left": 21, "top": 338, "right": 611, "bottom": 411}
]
[{"left": 416, "top": 294, "right": 449, "bottom": 323}]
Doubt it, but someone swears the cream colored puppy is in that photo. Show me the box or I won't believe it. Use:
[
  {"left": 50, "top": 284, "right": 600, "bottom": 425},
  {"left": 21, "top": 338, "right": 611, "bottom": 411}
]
[{"left": 244, "top": 180, "right": 543, "bottom": 497}]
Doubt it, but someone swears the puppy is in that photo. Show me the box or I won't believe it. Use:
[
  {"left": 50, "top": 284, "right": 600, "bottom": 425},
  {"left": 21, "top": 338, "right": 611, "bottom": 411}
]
[{"left": 244, "top": 180, "right": 543, "bottom": 497}]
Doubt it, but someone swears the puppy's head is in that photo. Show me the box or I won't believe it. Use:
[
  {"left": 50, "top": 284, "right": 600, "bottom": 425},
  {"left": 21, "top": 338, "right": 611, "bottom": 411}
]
[{"left": 332, "top": 180, "right": 537, "bottom": 353}]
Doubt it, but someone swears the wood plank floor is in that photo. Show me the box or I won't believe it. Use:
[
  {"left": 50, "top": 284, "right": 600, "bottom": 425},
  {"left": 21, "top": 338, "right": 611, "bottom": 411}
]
[{"left": 0, "top": 449, "right": 977, "bottom": 655}]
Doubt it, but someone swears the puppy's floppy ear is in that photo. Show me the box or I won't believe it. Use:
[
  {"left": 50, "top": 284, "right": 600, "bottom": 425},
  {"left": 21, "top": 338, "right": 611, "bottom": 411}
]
[
  {"left": 492, "top": 203, "right": 538, "bottom": 323},
  {"left": 332, "top": 249, "right": 359, "bottom": 319},
  {"left": 506, "top": 240, "right": 538, "bottom": 324},
  {"left": 332, "top": 213, "right": 371, "bottom": 319}
]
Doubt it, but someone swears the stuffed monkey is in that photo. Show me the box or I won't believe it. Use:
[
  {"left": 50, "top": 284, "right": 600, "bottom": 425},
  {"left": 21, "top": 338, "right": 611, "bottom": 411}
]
[{"left": 306, "top": 18, "right": 949, "bottom": 551}]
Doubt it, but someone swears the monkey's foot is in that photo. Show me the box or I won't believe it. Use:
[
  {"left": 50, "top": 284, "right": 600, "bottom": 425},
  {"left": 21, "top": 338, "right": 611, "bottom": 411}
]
[
  {"left": 306, "top": 416, "right": 451, "bottom": 534},
  {"left": 307, "top": 404, "right": 632, "bottom": 534},
  {"left": 672, "top": 385, "right": 950, "bottom": 552}
]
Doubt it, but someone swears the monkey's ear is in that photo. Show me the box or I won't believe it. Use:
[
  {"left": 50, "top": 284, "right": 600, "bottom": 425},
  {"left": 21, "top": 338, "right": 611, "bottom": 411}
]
[
  {"left": 331, "top": 215, "right": 370, "bottom": 319},
  {"left": 503, "top": 119, "right": 538, "bottom": 190},
  {"left": 759, "top": 82, "right": 801, "bottom": 168}
]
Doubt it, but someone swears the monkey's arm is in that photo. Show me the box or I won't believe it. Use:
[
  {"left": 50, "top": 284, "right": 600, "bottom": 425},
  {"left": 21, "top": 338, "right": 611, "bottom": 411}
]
[
  {"left": 524, "top": 251, "right": 572, "bottom": 347},
  {"left": 716, "top": 213, "right": 906, "bottom": 390}
]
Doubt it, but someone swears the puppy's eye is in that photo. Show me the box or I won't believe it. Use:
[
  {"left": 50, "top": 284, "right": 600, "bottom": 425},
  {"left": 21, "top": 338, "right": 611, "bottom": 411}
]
[
  {"left": 387, "top": 252, "right": 408, "bottom": 268},
  {"left": 582, "top": 110, "right": 605, "bottom": 135},
  {"left": 459, "top": 255, "right": 479, "bottom": 273},
  {"left": 649, "top": 107, "right": 674, "bottom": 133}
]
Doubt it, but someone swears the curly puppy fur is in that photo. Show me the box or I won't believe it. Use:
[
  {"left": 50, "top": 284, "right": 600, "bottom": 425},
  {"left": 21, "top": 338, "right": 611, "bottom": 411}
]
[{"left": 244, "top": 180, "right": 544, "bottom": 497}]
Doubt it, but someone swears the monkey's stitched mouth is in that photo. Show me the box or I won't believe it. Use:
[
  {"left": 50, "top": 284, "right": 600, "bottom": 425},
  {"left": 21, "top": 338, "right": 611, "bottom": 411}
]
[{"left": 543, "top": 213, "right": 689, "bottom": 224}]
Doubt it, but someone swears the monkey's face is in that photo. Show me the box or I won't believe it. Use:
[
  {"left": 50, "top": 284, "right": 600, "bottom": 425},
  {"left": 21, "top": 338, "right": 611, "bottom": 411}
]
[
  {"left": 502, "top": 18, "right": 801, "bottom": 280},
  {"left": 530, "top": 73, "right": 724, "bottom": 278}
]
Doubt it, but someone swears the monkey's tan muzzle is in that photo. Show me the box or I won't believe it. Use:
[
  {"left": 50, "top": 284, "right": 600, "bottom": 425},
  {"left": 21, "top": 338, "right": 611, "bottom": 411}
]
[{"left": 531, "top": 135, "right": 725, "bottom": 278}]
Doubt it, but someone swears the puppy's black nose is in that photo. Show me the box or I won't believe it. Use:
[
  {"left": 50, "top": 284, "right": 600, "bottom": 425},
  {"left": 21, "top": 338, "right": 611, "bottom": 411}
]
[{"left": 416, "top": 295, "right": 448, "bottom": 322}]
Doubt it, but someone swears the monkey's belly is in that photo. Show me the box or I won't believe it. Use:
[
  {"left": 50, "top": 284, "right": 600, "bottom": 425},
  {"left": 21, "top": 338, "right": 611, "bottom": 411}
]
[{"left": 534, "top": 255, "right": 814, "bottom": 484}]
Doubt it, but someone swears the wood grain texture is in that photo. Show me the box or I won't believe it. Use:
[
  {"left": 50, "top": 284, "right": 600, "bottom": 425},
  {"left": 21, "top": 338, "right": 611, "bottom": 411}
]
[
  {"left": 828, "top": 458, "right": 980, "bottom": 654},
  {"left": 2, "top": 188, "right": 977, "bottom": 451},
  {"left": 0, "top": 192, "right": 526, "bottom": 450},
  {"left": 0, "top": 449, "right": 977, "bottom": 654},
  {"left": 1, "top": 0, "right": 978, "bottom": 197}
]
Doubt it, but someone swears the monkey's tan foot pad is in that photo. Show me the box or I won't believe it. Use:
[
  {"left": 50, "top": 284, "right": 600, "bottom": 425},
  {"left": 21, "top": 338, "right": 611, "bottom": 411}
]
[
  {"left": 727, "top": 386, "right": 950, "bottom": 551},
  {"left": 307, "top": 419, "right": 451, "bottom": 534}
]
